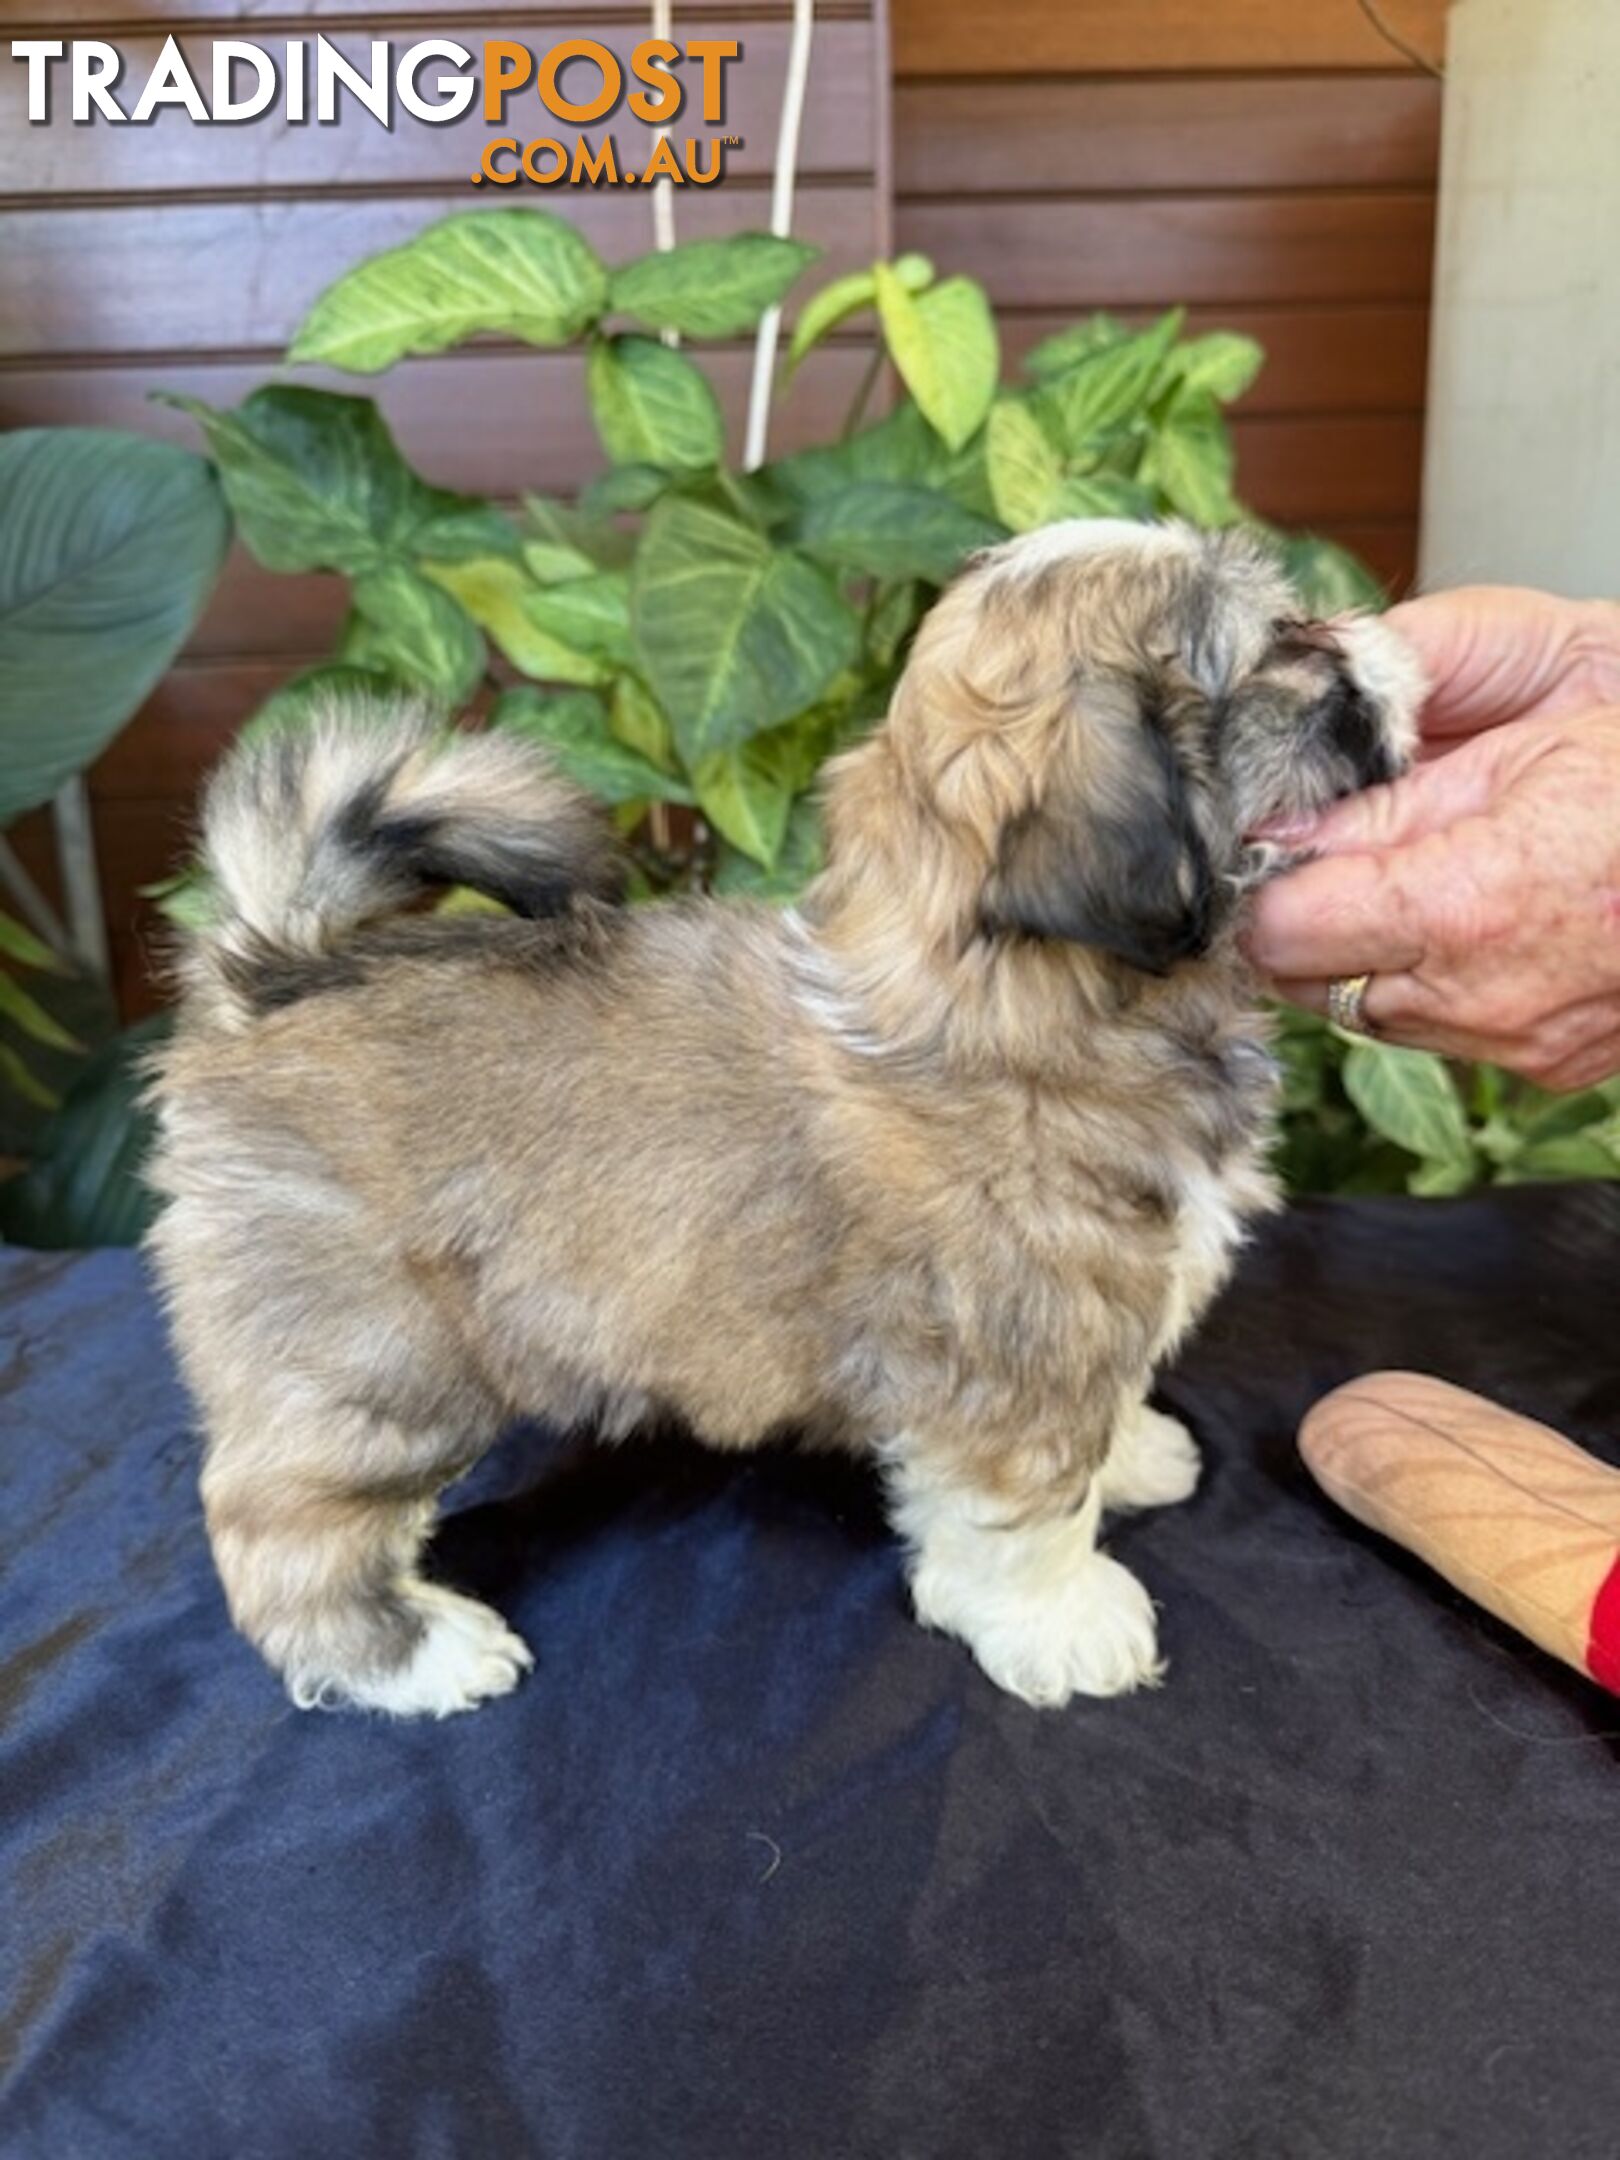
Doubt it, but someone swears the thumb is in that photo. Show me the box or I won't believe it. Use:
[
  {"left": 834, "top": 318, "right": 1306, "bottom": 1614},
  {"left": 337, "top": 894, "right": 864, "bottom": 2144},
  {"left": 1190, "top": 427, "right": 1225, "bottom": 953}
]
[{"left": 1260, "top": 737, "right": 1499, "bottom": 859}]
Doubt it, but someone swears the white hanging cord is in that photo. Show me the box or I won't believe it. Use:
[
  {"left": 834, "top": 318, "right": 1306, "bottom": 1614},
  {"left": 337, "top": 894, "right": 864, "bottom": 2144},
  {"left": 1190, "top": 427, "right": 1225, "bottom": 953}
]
[
  {"left": 742, "top": 0, "right": 815, "bottom": 470},
  {"left": 650, "top": 0, "right": 679, "bottom": 345}
]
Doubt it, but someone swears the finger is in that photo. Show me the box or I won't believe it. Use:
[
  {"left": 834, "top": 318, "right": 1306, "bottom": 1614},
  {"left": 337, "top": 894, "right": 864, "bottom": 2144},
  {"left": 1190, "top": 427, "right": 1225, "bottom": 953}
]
[
  {"left": 1268, "top": 751, "right": 1497, "bottom": 859},
  {"left": 1245, "top": 852, "right": 1428, "bottom": 982},
  {"left": 1385, "top": 589, "right": 1614, "bottom": 740},
  {"left": 1270, "top": 975, "right": 1497, "bottom": 1062}
]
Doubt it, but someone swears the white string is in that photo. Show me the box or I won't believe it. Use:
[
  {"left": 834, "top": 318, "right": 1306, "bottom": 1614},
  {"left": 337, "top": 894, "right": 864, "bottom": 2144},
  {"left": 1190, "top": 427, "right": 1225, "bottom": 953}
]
[
  {"left": 649, "top": 0, "right": 678, "bottom": 344},
  {"left": 742, "top": 0, "right": 815, "bottom": 470}
]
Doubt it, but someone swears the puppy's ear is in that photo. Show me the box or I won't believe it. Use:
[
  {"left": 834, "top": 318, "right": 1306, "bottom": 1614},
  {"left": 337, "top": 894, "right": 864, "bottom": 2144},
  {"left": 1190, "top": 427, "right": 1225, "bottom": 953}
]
[{"left": 981, "top": 719, "right": 1216, "bottom": 975}]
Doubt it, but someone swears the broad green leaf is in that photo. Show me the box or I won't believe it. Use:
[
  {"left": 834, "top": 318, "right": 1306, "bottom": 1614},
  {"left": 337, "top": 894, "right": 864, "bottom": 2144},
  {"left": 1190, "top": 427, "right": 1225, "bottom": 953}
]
[
  {"left": 1502, "top": 1133, "right": 1620, "bottom": 1183},
  {"left": 521, "top": 570, "right": 633, "bottom": 669},
  {"left": 769, "top": 400, "right": 949, "bottom": 504},
  {"left": 874, "top": 268, "right": 999, "bottom": 453},
  {"left": 422, "top": 557, "right": 608, "bottom": 685},
  {"left": 523, "top": 493, "right": 636, "bottom": 571},
  {"left": 795, "top": 483, "right": 1004, "bottom": 584},
  {"left": 867, "top": 579, "right": 922, "bottom": 668},
  {"left": 712, "top": 795, "right": 824, "bottom": 898},
  {"left": 1408, "top": 1154, "right": 1480, "bottom": 1197},
  {"left": 348, "top": 563, "right": 485, "bottom": 702},
  {"left": 1165, "top": 331, "right": 1264, "bottom": 404},
  {"left": 142, "top": 863, "right": 220, "bottom": 931},
  {"left": 240, "top": 663, "right": 402, "bottom": 747},
  {"left": 610, "top": 233, "right": 818, "bottom": 339},
  {"left": 632, "top": 497, "right": 860, "bottom": 761},
  {"left": 786, "top": 252, "right": 934, "bottom": 372},
  {"left": 0, "top": 911, "right": 61, "bottom": 972},
  {"left": 985, "top": 402, "right": 1153, "bottom": 531},
  {"left": 169, "top": 387, "right": 498, "bottom": 577},
  {"left": 1270, "top": 531, "right": 1387, "bottom": 614},
  {"left": 1022, "top": 313, "right": 1133, "bottom": 380},
  {"left": 587, "top": 335, "right": 725, "bottom": 472},
  {"left": 610, "top": 674, "right": 678, "bottom": 775},
  {"left": 692, "top": 735, "right": 798, "bottom": 865},
  {"left": 0, "top": 430, "right": 229, "bottom": 825},
  {"left": 1034, "top": 310, "right": 1184, "bottom": 451},
  {"left": 1140, "top": 391, "right": 1238, "bottom": 526},
  {"left": 522, "top": 537, "right": 596, "bottom": 585},
  {"left": 492, "top": 686, "right": 690, "bottom": 806},
  {"left": 289, "top": 209, "right": 608, "bottom": 372},
  {"left": 0, "top": 1016, "right": 168, "bottom": 1249},
  {"left": 580, "top": 464, "right": 672, "bottom": 517},
  {"left": 1342, "top": 1041, "right": 1474, "bottom": 1167},
  {"left": 0, "top": 970, "right": 80, "bottom": 1052}
]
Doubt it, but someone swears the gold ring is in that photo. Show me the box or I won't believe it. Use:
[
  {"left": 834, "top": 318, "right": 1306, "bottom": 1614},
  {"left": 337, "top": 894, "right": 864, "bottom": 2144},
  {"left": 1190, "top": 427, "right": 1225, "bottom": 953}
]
[{"left": 1327, "top": 973, "right": 1376, "bottom": 1036}]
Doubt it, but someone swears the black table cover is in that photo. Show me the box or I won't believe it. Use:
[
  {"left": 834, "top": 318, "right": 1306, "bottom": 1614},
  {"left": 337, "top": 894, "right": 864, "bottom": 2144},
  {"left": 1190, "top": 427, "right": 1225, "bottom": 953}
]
[{"left": 4, "top": 1187, "right": 1619, "bottom": 2159}]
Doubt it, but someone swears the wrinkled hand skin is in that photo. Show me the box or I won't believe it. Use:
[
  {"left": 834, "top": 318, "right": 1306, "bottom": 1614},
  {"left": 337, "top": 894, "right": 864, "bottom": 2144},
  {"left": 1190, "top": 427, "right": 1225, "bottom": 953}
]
[{"left": 1248, "top": 591, "right": 1620, "bottom": 1092}]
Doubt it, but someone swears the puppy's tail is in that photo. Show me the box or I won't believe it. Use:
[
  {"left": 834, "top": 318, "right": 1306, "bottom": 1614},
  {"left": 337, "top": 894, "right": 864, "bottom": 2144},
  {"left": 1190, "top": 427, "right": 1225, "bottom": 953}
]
[{"left": 181, "top": 695, "right": 623, "bottom": 1029}]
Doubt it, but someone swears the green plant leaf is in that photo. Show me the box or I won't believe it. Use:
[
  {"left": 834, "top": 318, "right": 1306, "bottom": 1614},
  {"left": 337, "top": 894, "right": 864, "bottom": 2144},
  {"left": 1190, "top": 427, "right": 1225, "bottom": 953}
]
[
  {"left": 609, "top": 674, "right": 678, "bottom": 774},
  {"left": 1270, "top": 531, "right": 1388, "bottom": 614},
  {"left": 0, "top": 430, "right": 229, "bottom": 825},
  {"left": 1165, "top": 330, "right": 1265, "bottom": 404},
  {"left": 492, "top": 686, "right": 689, "bottom": 806},
  {"left": 984, "top": 401, "right": 1153, "bottom": 531},
  {"left": 0, "top": 911, "right": 61, "bottom": 972},
  {"left": 169, "top": 387, "right": 498, "bottom": 577},
  {"left": 1342, "top": 1041, "right": 1474, "bottom": 1169},
  {"left": 712, "top": 794, "right": 824, "bottom": 897},
  {"left": 523, "top": 494, "right": 636, "bottom": 571},
  {"left": 1139, "top": 390, "right": 1238, "bottom": 525},
  {"left": 348, "top": 563, "right": 484, "bottom": 702},
  {"left": 610, "top": 233, "right": 819, "bottom": 340},
  {"left": 239, "top": 663, "right": 403, "bottom": 747},
  {"left": 1021, "top": 313, "right": 1133, "bottom": 380},
  {"left": 0, "top": 1016, "right": 167, "bottom": 1249},
  {"left": 1501, "top": 1133, "right": 1620, "bottom": 1183},
  {"left": 519, "top": 570, "right": 632, "bottom": 668},
  {"left": 0, "top": 1041, "right": 58, "bottom": 1113},
  {"left": 769, "top": 400, "right": 950, "bottom": 504},
  {"left": 866, "top": 579, "right": 922, "bottom": 668},
  {"left": 587, "top": 335, "right": 725, "bottom": 472},
  {"left": 632, "top": 497, "right": 860, "bottom": 761},
  {"left": 579, "top": 464, "right": 672, "bottom": 517},
  {"left": 786, "top": 252, "right": 934, "bottom": 373},
  {"left": 422, "top": 557, "right": 608, "bottom": 685},
  {"left": 142, "top": 863, "right": 220, "bottom": 930},
  {"left": 692, "top": 735, "right": 799, "bottom": 865},
  {"left": 522, "top": 536, "right": 597, "bottom": 585},
  {"left": 795, "top": 483, "right": 1004, "bottom": 584},
  {"left": 1034, "top": 310, "right": 1184, "bottom": 451},
  {"left": 874, "top": 269, "right": 999, "bottom": 453},
  {"left": 289, "top": 209, "right": 608, "bottom": 372}
]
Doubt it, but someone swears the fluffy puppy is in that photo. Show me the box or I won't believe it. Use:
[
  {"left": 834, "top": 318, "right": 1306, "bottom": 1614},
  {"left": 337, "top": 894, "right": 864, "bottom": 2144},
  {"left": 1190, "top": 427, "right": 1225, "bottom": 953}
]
[{"left": 147, "top": 520, "right": 1423, "bottom": 1716}]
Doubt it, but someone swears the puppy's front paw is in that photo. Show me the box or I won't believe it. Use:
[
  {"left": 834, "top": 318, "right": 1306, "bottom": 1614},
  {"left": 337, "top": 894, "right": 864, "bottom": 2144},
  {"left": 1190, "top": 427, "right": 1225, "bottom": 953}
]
[
  {"left": 1099, "top": 1407, "right": 1201, "bottom": 1514},
  {"left": 913, "top": 1548, "right": 1163, "bottom": 1708},
  {"left": 292, "top": 1584, "right": 534, "bottom": 1718}
]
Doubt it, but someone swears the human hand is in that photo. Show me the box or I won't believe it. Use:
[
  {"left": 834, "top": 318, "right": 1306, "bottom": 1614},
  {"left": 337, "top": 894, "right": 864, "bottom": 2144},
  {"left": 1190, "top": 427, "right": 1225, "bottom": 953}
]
[
  {"left": 1249, "top": 659, "right": 1620, "bottom": 1092},
  {"left": 1385, "top": 586, "right": 1620, "bottom": 752}
]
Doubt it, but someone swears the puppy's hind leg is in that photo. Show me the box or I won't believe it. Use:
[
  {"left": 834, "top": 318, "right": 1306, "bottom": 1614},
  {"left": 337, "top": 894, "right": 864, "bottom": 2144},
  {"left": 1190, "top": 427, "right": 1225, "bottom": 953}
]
[
  {"left": 885, "top": 1429, "right": 1163, "bottom": 1709},
  {"left": 201, "top": 1395, "right": 531, "bottom": 1718}
]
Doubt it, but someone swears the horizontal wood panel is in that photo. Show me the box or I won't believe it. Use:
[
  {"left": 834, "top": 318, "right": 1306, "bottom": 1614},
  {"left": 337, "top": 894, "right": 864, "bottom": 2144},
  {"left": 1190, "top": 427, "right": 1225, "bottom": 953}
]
[
  {"left": 998, "top": 304, "right": 1428, "bottom": 414},
  {"left": 0, "top": 22, "right": 879, "bottom": 196},
  {"left": 2, "top": 185, "right": 880, "bottom": 359},
  {"left": 898, "top": 193, "right": 1436, "bottom": 309},
  {"left": 0, "top": 339, "right": 880, "bottom": 521},
  {"left": 892, "top": 0, "right": 1447, "bottom": 76},
  {"left": 895, "top": 75, "right": 1439, "bottom": 196}
]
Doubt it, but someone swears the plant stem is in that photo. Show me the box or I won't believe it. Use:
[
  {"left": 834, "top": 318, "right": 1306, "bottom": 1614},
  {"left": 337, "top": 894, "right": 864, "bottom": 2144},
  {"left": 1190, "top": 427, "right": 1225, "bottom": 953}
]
[{"left": 841, "top": 346, "right": 884, "bottom": 441}]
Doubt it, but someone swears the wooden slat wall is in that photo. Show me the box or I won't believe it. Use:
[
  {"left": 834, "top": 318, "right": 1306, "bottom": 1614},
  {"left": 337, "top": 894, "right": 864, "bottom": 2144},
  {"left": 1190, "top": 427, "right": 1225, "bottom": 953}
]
[
  {"left": 0, "top": 4, "right": 891, "bottom": 1013},
  {"left": 892, "top": 0, "right": 1445, "bottom": 589}
]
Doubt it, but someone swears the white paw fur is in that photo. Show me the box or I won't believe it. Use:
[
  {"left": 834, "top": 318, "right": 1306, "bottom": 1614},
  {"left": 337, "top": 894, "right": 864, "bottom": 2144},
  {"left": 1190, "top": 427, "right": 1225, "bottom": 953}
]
[
  {"left": 290, "top": 1582, "right": 534, "bottom": 1718},
  {"left": 1099, "top": 1406, "right": 1202, "bottom": 1514},
  {"left": 894, "top": 1478, "right": 1163, "bottom": 1708}
]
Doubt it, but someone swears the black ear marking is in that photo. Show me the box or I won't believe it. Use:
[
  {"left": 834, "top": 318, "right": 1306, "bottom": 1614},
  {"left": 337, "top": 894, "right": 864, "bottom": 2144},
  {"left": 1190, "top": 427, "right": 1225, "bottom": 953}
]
[{"left": 980, "top": 722, "right": 1217, "bottom": 975}]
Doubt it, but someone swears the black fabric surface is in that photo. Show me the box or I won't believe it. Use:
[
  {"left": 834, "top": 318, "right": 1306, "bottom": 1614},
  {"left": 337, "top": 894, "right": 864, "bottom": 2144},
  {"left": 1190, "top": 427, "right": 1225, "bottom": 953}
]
[{"left": 4, "top": 1187, "right": 1620, "bottom": 2160}]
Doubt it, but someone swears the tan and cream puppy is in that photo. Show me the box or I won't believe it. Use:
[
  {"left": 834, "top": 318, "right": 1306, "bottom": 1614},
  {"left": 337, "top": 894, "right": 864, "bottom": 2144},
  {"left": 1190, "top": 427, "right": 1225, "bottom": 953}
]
[{"left": 148, "top": 520, "right": 1423, "bottom": 1717}]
